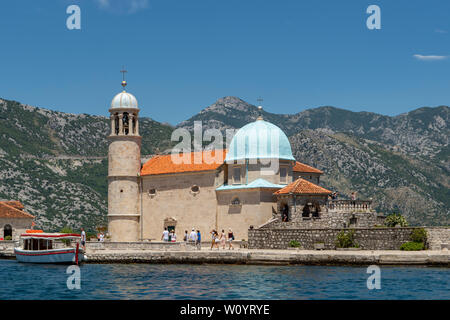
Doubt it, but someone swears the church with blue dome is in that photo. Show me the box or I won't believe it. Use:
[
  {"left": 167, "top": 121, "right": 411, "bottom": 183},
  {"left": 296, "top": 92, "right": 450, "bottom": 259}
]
[{"left": 107, "top": 84, "right": 334, "bottom": 242}]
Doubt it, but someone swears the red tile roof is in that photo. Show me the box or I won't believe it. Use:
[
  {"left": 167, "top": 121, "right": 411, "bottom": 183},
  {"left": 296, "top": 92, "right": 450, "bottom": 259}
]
[
  {"left": 141, "top": 150, "right": 227, "bottom": 176},
  {"left": 274, "top": 178, "right": 332, "bottom": 195},
  {"left": 0, "top": 201, "right": 35, "bottom": 219},
  {"left": 293, "top": 161, "right": 323, "bottom": 174}
]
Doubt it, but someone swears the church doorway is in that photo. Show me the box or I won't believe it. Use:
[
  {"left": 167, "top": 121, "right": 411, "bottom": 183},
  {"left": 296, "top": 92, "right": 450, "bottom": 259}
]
[
  {"left": 3, "top": 224, "right": 12, "bottom": 239},
  {"left": 302, "top": 204, "right": 310, "bottom": 217},
  {"left": 281, "top": 204, "right": 289, "bottom": 222}
]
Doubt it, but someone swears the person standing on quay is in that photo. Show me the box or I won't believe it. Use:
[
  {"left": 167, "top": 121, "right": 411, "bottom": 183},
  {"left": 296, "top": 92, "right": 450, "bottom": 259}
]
[
  {"left": 210, "top": 230, "right": 218, "bottom": 250},
  {"left": 196, "top": 230, "right": 201, "bottom": 250},
  {"left": 220, "top": 229, "right": 226, "bottom": 250},
  {"left": 80, "top": 228, "right": 86, "bottom": 251},
  {"left": 161, "top": 227, "right": 169, "bottom": 242},
  {"left": 227, "top": 228, "right": 234, "bottom": 250},
  {"left": 189, "top": 228, "right": 197, "bottom": 244}
]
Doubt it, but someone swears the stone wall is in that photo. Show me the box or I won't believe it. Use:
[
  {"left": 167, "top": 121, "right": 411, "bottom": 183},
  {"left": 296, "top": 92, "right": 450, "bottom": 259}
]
[
  {"left": 86, "top": 241, "right": 199, "bottom": 251},
  {"left": 141, "top": 171, "right": 219, "bottom": 241},
  {"left": 425, "top": 227, "right": 450, "bottom": 250},
  {"left": 248, "top": 227, "right": 424, "bottom": 250},
  {"left": 217, "top": 189, "right": 277, "bottom": 240},
  {"left": 0, "top": 218, "right": 33, "bottom": 241},
  {"left": 268, "top": 211, "right": 385, "bottom": 229},
  {"left": 0, "top": 240, "right": 16, "bottom": 254}
]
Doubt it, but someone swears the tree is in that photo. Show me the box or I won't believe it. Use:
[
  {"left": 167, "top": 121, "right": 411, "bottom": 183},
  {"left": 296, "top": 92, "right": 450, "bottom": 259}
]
[{"left": 385, "top": 213, "right": 408, "bottom": 227}]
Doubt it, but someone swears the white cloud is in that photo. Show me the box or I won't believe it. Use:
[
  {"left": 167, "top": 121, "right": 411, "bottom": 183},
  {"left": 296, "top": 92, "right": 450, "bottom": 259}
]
[
  {"left": 129, "top": 0, "right": 149, "bottom": 14},
  {"left": 413, "top": 54, "right": 448, "bottom": 61},
  {"left": 96, "top": 0, "right": 110, "bottom": 9},
  {"left": 435, "top": 29, "right": 448, "bottom": 34},
  {"left": 95, "top": 0, "right": 149, "bottom": 14}
]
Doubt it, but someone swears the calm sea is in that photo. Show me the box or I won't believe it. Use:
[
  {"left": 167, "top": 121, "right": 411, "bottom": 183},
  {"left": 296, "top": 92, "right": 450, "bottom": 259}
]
[{"left": 0, "top": 260, "right": 448, "bottom": 300}]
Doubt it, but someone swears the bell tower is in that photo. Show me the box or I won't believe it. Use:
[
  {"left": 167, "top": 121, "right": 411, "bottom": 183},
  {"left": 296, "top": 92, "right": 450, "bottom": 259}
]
[{"left": 107, "top": 71, "right": 141, "bottom": 242}]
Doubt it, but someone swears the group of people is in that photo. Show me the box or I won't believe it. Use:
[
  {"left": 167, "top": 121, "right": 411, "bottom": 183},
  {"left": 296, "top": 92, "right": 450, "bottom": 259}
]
[
  {"left": 210, "top": 229, "right": 235, "bottom": 250},
  {"left": 161, "top": 228, "right": 179, "bottom": 242},
  {"left": 328, "top": 191, "right": 358, "bottom": 201},
  {"left": 161, "top": 228, "right": 202, "bottom": 248},
  {"left": 183, "top": 228, "right": 202, "bottom": 247},
  {"left": 80, "top": 228, "right": 104, "bottom": 252},
  {"left": 161, "top": 227, "right": 235, "bottom": 250},
  {"left": 330, "top": 191, "right": 339, "bottom": 200}
]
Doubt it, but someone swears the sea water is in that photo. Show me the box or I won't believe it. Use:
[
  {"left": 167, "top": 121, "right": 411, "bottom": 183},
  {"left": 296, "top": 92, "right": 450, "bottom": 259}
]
[{"left": 0, "top": 260, "right": 448, "bottom": 300}]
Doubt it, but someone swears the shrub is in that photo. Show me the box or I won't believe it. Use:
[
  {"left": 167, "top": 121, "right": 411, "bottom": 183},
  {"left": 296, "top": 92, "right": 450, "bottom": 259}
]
[
  {"left": 400, "top": 241, "right": 424, "bottom": 251},
  {"left": 60, "top": 226, "right": 73, "bottom": 234},
  {"left": 289, "top": 240, "right": 301, "bottom": 248},
  {"left": 336, "top": 229, "right": 358, "bottom": 248},
  {"left": 385, "top": 213, "right": 408, "bottom": 227},
  {"left": 411, "top": 228, "right": 427, "bottom": 243},
  {"left": 59, "top": 226, "right": 73, "bottom": 246},
  {"left": 4, "top": 236, "right": 12, "bottom": 241}
]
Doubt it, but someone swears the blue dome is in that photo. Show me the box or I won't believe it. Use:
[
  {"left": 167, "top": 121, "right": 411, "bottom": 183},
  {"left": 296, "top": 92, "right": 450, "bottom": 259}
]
[{"left": 225, "top": 119, "right": 295, "bottom": 162}]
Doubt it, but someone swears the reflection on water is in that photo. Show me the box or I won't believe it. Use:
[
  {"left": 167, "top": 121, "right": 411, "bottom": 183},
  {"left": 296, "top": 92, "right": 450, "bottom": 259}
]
[{"left": 0, "top": 260, "right": 448, "bottom": 300}]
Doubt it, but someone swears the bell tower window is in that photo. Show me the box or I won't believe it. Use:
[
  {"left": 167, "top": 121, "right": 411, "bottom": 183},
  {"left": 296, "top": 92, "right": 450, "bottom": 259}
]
[{"left": 123, "top": 112, "right": 129, "bottom": 135}]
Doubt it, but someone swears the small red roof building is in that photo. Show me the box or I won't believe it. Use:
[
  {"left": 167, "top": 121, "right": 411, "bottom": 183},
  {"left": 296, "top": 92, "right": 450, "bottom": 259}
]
[
  {"left": 0, "top": 201, "right": 35, "bottom": 219},
  {"left": 274, "top": 178, "right": 332, "bottom": 195}
]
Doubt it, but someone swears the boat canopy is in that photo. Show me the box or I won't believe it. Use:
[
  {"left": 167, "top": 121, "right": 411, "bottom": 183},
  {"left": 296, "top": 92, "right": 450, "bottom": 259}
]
[{"left": 20, "top": 233, "right": 81, "bottom": 240}]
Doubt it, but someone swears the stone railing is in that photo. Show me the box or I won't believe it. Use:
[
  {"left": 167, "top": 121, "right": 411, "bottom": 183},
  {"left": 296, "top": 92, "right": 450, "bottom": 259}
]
[{"left": 327, "top": 200, "right": 372, "bottom": 212}]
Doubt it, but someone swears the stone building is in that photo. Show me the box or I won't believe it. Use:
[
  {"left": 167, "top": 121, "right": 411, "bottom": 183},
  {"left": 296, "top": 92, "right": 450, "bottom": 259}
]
[
  {"left": 107, "top": 82, "right": 383, "bottom": 242},
  {"left": 271, "top": 178, "right": 385, "bottom": 229},
  {"left": 0, "top": 201, "right": 34, "bottom": 241}
]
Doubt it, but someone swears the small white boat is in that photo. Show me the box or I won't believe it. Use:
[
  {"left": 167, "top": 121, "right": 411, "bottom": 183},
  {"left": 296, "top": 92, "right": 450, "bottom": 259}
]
[{"left": 14, "top": 231, "right": 85, "bottom": 264}]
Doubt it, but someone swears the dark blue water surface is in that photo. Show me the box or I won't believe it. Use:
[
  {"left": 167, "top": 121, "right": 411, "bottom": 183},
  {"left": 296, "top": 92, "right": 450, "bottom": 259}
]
[{"left": 0, "top": 260, "right": 448, "bottom": 299}]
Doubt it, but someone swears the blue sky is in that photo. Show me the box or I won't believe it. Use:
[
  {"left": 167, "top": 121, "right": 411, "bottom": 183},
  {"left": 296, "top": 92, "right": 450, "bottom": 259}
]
[{"left": 0, "top": 0, "right": 449, "bottom": 124}]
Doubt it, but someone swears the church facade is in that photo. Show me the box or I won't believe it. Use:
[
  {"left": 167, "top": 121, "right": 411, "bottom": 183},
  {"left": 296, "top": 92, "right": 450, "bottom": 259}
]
[{"left": 107, "top": 84, "right": 380, "bottom": 242}]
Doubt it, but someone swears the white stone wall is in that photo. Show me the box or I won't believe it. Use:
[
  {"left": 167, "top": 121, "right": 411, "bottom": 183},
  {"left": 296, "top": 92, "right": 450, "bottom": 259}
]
[
  {"left": 107, "top": 135, "right": 141, "bottom": 242},
  {"left": 141, "top": 171, "right": 220, "bottom": 241},
  {"left": 217, "top": 189, "right": 277, "bottom": 240}
]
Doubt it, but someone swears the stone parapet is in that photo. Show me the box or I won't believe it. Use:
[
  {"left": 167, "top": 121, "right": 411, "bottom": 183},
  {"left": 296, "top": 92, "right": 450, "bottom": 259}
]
[
  {"left": 248, "top": 227, "right": 431, "bottom": 250},
  {"left": 83, "top": 249, "right": 449, "bottom": 266},
  {"left": 86, "top": 241, "right": 200, "bottom": 251},
  {"left": 425, "top": 227, "right": 450, "bottom": 250}
]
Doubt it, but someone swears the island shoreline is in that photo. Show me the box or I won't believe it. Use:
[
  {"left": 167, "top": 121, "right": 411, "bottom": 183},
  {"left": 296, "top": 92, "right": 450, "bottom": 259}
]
[{"left": 3, "top": 249, "right": 448, "bottom": 266}]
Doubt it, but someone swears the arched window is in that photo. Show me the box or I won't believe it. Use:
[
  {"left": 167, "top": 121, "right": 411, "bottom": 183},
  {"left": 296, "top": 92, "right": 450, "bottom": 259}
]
[
  {"left": 302, "top": 204, "right": 310, "bottom": 217},
  {"left": 191, "top": 185, "right": 199, "bottom": 193},
  {"left": 3, "top": 224, "right": 12, "bottom": 238},
  {"left": 148, "top": 188, "right": 156, "bottom": 197},
  {"left": 281, "top": 204, "right": 289, "bottom": 222},
  {"left": 114, "top": 114, "right": 119, "bottom": 135},
  {"left": 123, "top": 112, "right": 129, "bottom": 135},
  {"left": 132, "top": 114, "right": 137, "bottom": 134}
]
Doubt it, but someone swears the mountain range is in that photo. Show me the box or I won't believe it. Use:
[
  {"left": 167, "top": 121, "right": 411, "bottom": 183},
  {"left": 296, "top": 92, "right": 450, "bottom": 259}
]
[{"left": 0, "top": 96, "right": 448, "bottom": 231}]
